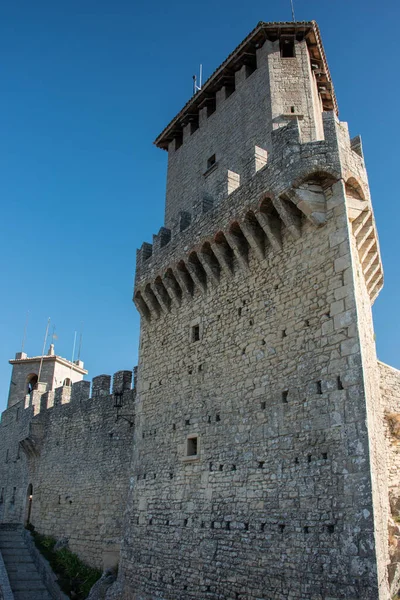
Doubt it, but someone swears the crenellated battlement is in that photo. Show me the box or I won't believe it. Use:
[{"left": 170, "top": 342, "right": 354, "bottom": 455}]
[
  {"left": 136, "top": 115, "right": 335, "bottom": 276},
  {"left": 134, "top": 112, "right": 382, "bottom": 317},
  {"left": 0, "top": 366, "right": 136, "bottom": 569},
  {"left": 7, "top": 369, "right": 136, "bottom": 421}
]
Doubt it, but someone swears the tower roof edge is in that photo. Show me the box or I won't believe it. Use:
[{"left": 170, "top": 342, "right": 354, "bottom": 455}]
[
  {"left": 154, "top": 20, "right": 337, "bottom": 150},
  {"left": 9, "top": 353, "right": 88, "bottom": 375}
]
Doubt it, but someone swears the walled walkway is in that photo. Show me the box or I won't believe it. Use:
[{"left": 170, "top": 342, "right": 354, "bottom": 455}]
[{"left": 0, "top": 527, "right": 51, "bottom": 600}]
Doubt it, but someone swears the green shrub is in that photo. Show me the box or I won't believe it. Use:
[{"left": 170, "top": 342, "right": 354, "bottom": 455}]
[{"left": 30, "top": 531, "right": 101, "bottom": 599}]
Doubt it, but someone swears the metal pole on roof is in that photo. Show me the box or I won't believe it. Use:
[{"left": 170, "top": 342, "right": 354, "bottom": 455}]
[
  {"left": 69, "top": 331, "right": 77, "bottom": 382},
  {"left": 21, "top": 310, "right": 30, "bottom": 352},
  {"left": 193, "top": 65, "right": 203, "bottom": 95},
  {"left": 290, "top": 0, "right": 296, "bottom": 21},
  {"left": 77, "top": 322, "right": 84, "bottom": 362},
  {"left": 37, "top": 317, "right": 50, "bottom": 384}
]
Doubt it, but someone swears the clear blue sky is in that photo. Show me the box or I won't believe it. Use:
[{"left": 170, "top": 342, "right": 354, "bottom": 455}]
[{"left": 1, "top": 0, "right": 399, "bottom": 412}]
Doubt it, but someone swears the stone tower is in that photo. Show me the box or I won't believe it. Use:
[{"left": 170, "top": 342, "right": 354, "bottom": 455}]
[
  {"left": 7, "top": 345, "right": 86, "bottom": 409},
  {"left": 120, "top": 21, "right": 394, "bottom": 600},
  {"left": 1, "top": 347, "right": 135, "bottom": 570}
]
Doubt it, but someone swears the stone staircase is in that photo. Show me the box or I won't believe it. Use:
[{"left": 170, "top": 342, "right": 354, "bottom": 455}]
[{"left": 0, "top": 526, "right": 51, "bottom": 600}]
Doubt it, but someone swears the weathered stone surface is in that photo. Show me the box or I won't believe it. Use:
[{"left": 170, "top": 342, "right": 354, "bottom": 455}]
[
  {"left": 113, "top": 19, "right": 391, "bottom": 600},
  {"left": 0, "top": 365, "right": 135, "bottom": 570},
  {"left": 0, "top": 19, "right": 397, "bottom": 600},
  {"left": 87, "top": 569, "right": 116, "bottom": 600}
]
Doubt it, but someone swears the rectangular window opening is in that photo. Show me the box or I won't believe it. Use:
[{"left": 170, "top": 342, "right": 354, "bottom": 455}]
[
  {"left": 175, "top": 132, "right": 183, "bottom": 150},
  {"left": 190, "top": 116, "right": 199, "bottom": 135},
  {"left": 245, "top": 56, "right": 257, "bottom": 78},
  {"left": 207, "top": 97, "right": 216, "bottom": 117},
  {"left": 225, "top": 82, "right": 235, "bottom": 98},
  {"left": 280, "top": 36, "right": 295, "bottom": 58},
  {"left": 186, "top": 436, "right": 198, "bottom": 457},
  {"left": 207, "top": 154, "right": 216, "bottom": 170},
  {"left": 191, "top": 324, "right": 200, "bottom": 342}
]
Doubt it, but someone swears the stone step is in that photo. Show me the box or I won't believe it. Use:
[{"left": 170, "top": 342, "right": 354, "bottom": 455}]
[
  {"left": 0, "top": 540, "right": 27, "bottom": 549},
  {"left": 5, "top": 566, "right": 40, "bottom": 578},
  {"left": 2, "top": 557, "right": 33, "bottom": 567},
  {"left": 0, "top": 525, "right": 55, "bottom": 600},
  {"left": 1, "top": 548, "right": 32, "bottom": 558},
  {"left": 0, "top": 531, "right": 22, "bottom": 544},
  {"left": 10, "top": 579, "right": 49, "bottom": 592},
  {"left": 14, "top": 592, "right": 52, "bottom": 600},
  {"left": 0, "top": 537, "right": 27, "bottom": 547},
  {"left": 8, "top": 570, "right": 43, "bottom": 582}
]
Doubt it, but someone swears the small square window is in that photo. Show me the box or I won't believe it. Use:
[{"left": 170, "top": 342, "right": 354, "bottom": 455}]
[
  {"left": 207, "top": 154, "right": 216, "bottom": 170},
  {"left": 186, "top": 435, "right": 198, "bottom": 457},
  {"left": 191, "top": 324, "right": 200, "bottom": 342}
]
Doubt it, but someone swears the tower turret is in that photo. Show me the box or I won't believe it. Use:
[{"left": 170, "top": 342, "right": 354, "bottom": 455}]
[{"left": 7, "top": 346, "right": 87, "bottom": 409}]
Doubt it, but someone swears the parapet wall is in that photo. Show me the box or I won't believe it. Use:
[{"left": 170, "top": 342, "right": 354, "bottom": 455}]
[
  {"left": 134, "top": 113, "right": 383, "bottom": 315},
  {"left": 0, "top": 369, "right": 136, "bottom": 570}
]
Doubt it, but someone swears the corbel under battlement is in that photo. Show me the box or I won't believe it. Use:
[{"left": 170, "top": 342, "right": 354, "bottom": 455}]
[
  {"left": 134, "top": 113, "right": 383, "bottom": 318},
  {"left": 136, "top": 115, "right": 337, "bottom": 276}
]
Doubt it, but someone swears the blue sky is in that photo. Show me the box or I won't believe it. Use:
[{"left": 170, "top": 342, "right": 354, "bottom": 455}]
[{"left": 0, "top": 0, "right": 399, "bottom": 412}]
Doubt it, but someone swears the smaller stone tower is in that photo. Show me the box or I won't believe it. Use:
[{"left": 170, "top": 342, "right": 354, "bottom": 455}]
[{"left": 7, "top": 346, "right": 87, "bottom": 409}]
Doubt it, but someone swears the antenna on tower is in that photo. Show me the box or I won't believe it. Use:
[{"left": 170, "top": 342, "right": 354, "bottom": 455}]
[
  {"left": 290, "top": 0, "right": 296, "bottom": 21},
  {"left": 69, "top": 331, "right": 77, "bottom": 382},
  {"left": 21, "top": 310, "right": 30, "bottom": 353},
  {"left": 51, "top": 324, "right": 58, "bottom": 347},
  {"left": 192, "top": 64, "right": 203, "bottom": 95},
  {"left": 77, "top": 322, "right": 84, "bottom": 362},
  {"left": 37, "top": 317, "right": 51, "bottom": 383}
]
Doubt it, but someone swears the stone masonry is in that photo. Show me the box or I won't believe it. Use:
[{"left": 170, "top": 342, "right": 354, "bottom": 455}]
[
  {"left": 113, "top": 20, "right": 397, "bottom": 600},
  {"left": 1, "top": 19, "right": 400, "bottom": 600},
  {"left": 0, "top": 350, "right": 135, "bottom": 570}
]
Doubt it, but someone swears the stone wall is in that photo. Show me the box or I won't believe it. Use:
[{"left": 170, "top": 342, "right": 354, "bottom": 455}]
[
  {"left": 346, "top": 201, "right": 390, "bottom": 599},
  {"left": 0, "top": 372, "right": 135, "bottom": 570},
  {"left": 164, "top": 38, "right": 323, "bottom": 230},
  {"left": 116, "top": 110, "right": 388, "bottom": 598},
  {"left": 379, "top": 361, "right": 400, "bottom": 594}
]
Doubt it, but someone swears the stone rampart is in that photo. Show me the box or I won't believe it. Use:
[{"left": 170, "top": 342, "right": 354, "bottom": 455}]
[{"left": 0, "top": 370, "right": 135, "bottom": 570}]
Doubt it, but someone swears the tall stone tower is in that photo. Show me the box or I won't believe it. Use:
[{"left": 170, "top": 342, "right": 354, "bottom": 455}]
[{"left": 122, "top": 21, "right": 392, "bottom": 599}]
